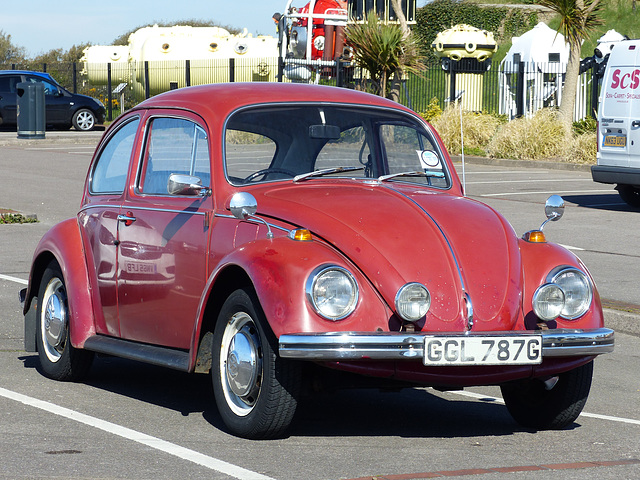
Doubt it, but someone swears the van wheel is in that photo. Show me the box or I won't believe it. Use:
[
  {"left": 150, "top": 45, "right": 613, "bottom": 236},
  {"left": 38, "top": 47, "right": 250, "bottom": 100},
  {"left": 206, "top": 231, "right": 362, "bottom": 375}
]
[{"left": 616, "top": 185, "right": 640, "bottom": 208}]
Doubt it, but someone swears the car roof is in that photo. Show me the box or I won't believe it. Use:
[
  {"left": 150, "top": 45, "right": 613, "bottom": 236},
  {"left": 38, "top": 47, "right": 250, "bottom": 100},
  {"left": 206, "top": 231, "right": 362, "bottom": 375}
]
[
  {"left": 0, "top": 70, "right": 55, "bottom": 80},
  {"left": 132, "top": 83, "right": 416, "bottom": 123}
]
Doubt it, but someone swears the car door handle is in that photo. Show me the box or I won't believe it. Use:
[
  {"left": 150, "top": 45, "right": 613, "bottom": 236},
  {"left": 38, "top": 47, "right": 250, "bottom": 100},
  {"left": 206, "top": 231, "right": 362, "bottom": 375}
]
[
  {"left": 632, "top": 120, "right": 640, "bottom": 128},
  {"left": 117, "top": 213, "right": 136, "bottom": 226}
]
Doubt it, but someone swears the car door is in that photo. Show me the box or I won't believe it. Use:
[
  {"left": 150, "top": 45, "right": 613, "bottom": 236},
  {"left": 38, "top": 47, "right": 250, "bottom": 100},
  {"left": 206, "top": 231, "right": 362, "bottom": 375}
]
[
  {"left": 78, "top": 115, "right": 141, "bottom": 337},
  {"left": 25, "top": 75, "right": 69, "bottom": 125},
  {"left": 0, "top": 74, "right": 21, "bottom": 124},
  {"left": 116, "top": 114, "right": 212, "bottom": 349}
]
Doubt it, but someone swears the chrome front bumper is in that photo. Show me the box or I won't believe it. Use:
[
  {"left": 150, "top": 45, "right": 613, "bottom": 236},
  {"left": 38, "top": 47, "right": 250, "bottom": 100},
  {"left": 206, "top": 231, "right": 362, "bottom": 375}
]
[{"left": 279, "top": 328, "right": 615, "bottom": 361}]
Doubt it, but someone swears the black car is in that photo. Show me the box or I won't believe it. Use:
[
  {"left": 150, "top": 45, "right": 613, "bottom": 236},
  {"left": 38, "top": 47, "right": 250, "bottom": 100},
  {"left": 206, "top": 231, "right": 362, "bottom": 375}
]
[{"left": 0, "top": 70, "right": 105, "bottom": 131}]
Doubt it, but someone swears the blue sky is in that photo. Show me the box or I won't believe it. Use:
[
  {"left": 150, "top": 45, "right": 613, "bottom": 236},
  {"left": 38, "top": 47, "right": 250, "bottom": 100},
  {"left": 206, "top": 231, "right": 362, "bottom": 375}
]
[{"left": 4, "top": 0, "right": 430, "bottom": 57}]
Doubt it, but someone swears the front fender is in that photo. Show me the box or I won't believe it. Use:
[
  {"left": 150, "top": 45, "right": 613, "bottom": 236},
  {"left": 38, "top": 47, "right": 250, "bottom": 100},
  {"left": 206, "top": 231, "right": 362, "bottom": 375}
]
[
  {"left": 24, "top": 218, "right": 96, "bottom": 349},
  {"left": 189, "top": 235, "right": 393, "bottom": 368},
  {"left": 519, "top": 239, "right": 604, "bottom": 330}
]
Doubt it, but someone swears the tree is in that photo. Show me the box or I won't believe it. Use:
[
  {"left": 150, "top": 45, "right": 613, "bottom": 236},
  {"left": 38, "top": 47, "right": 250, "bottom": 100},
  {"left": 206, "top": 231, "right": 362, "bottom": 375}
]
[
  {"left": 0, "top": 30, "right": 27, "bottom": 65},
  {"left": 345, "top": 12, "right": 423, "bottom": 98},
  {"left": 538, "top": 0, "right": 602, "bottom": 130}
]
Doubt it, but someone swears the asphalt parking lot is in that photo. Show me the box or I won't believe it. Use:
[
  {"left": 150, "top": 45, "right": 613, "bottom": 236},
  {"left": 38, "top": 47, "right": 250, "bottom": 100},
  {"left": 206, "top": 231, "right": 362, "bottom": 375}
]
[{"left": 0, "top": 131, "right": 638, "bottom": 480}]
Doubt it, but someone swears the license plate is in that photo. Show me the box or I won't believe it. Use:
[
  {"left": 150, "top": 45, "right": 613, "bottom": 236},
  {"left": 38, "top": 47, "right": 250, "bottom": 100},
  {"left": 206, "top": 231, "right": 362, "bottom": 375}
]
[
  {"left": 423, "top": 335, "right": 542, "bottom": 366},
  {"left": 603, "top": 135, "right": 626, "bottom": 147}
]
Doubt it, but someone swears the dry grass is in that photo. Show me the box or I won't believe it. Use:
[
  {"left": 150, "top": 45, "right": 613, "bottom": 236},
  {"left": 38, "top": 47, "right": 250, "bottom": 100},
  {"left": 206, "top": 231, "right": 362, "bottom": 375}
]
[
  {"left": 567, "top": 132, "right": 597, "bottom": 164},
  {"left": 487, "top": 109, "right": 570, "bottom": 161},
  {"left": 430, "top": 105, "right": 502, "bottom": 155}
]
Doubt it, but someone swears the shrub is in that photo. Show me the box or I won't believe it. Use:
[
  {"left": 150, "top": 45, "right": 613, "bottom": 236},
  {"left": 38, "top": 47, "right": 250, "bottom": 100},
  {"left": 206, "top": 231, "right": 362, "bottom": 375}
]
[
  {"left": 418, "top": 97, "right": 443, "bottom": 122},
  {"left": 430, "top": 104, "right": 502, "bottom": 155},
  {"left": 567, "top": 132, "right": 597, "bottom": 164},
  {"left": 487, "top": 109, "right": 569, "bottom": 160}
]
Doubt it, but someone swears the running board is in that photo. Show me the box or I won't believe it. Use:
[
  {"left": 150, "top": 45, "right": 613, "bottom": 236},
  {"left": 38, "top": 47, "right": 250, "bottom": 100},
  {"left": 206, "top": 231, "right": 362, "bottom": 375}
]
[{"left": 83, "top": 335, "right": 190, "bottom": 372}]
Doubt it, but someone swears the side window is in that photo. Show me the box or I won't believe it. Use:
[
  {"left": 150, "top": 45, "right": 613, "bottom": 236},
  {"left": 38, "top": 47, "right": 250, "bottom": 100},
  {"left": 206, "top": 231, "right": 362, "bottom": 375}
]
[
  {"left": 91, "top": 118, "right": 140, "bottom": 194},
  {"left": 27, "top": 76, "right": 59, "bottom": 95},
  {"left": 139, "top": 117, "right": 210, "bottom": 195},
  {"left": 0, "top": 75, "right": 20, "bottom": 93}
]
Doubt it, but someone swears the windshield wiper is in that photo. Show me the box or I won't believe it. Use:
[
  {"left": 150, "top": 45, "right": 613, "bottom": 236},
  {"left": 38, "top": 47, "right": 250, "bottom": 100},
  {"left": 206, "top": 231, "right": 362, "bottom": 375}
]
[
  {"left": 377, "top": 170, "right": 445, "bottom": 183},
  {"left": 294, "top": 166, "right": 364, "bottom": 182}
]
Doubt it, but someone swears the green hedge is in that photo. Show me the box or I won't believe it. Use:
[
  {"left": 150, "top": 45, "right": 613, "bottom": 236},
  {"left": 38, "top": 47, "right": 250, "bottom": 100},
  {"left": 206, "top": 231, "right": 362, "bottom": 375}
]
[{"left": 414, "top": 0, "right": 539, "bottom": 65}]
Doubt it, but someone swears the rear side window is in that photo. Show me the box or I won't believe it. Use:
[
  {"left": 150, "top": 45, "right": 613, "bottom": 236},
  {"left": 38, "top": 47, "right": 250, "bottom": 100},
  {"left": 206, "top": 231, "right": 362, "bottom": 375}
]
[
  {"left": 138, "top": 117, "right": 210, "bottom": 195},
  {"left": 0, "top": 75, "right": 21, "bottom": 93},
  {"left": 91, "top": 118, "right": 139, "bottom": 194}
]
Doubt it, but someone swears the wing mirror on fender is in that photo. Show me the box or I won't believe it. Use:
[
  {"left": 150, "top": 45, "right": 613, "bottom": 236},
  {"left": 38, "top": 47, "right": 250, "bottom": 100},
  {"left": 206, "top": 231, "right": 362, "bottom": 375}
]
[
  {"left": 229, "top": 192, "right": 274, "bottom": 239},
  {"left": 522, "top": 195, "right": 565, "bottom": 243}
]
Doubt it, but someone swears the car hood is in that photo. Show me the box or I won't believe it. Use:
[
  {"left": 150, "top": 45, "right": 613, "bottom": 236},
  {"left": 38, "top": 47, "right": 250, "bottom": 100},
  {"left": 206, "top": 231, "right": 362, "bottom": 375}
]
[{"left": 256, "top": 181, "right": 523, "bottom": 332}]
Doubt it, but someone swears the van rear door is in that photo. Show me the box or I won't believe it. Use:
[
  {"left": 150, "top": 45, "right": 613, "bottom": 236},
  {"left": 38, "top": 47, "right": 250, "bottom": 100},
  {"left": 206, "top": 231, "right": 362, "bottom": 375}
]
[{"left": 598, "top": 40, "right": 640, "bottom": 168}]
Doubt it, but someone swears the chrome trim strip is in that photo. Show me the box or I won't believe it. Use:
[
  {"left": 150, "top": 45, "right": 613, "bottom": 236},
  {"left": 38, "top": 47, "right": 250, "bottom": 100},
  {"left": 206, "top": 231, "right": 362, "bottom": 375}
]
[
  {"left": 278, "top": 328, "right": 614, "bottom": 361},
  {"left": 214, "top": 213, "right": 291, "bottom": 233},
  {"left": 79, "top": 204, "right": 206, "bottom": 216}
]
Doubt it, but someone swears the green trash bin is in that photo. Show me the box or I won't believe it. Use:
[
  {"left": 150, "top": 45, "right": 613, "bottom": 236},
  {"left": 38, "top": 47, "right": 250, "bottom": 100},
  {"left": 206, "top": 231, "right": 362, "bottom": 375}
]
[{"left": 16, "top": 82, "right": 45, "bottom": 139}]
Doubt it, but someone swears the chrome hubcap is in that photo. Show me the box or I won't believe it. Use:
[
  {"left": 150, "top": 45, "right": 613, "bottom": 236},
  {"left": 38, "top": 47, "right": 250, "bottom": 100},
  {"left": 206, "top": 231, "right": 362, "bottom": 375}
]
[
  {"left": 76, "top": 111, "right": 94, "bottom": 130},
  {"left": 41, "top": 278, "right": 67, "bottom": 362},
  {"left": 220, "top": 312, "right": 263, "bottom": 416}
]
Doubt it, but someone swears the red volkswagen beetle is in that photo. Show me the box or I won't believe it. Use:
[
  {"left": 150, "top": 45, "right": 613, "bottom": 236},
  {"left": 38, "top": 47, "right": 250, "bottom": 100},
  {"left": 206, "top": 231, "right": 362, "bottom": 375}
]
[{"left": 21, "top": 83, "right": 614, "bottom": 439}]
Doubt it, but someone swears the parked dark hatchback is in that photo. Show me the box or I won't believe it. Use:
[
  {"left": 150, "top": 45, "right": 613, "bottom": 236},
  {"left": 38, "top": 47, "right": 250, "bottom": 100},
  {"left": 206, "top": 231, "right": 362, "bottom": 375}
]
[{"left": 0, "top": 70, "right": 105, "bottom": 131}]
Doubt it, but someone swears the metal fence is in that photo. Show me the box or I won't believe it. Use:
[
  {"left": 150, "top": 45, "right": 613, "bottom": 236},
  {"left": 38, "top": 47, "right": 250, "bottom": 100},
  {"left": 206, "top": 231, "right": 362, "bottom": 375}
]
[{"left": 1, "top": 58, "right": 602, "bottom": 122}]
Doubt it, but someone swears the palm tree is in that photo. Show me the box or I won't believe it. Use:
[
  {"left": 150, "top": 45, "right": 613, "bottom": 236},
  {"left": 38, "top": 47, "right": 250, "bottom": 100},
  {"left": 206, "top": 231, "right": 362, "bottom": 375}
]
[
  {"left": 538, "top": 0, "right": 602, "bottom": 130},
  {"left": 345, "top": 12, "right": 423, "bottom": 98}
]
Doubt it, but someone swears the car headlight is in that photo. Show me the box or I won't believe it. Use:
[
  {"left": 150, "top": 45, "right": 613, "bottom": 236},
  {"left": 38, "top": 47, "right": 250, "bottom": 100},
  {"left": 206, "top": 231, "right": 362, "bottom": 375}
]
[
  {"left": 532, "top": 283, "right": 565, "bottom": 321},
  {"left": 306, "top": 266, "right": 358, "bottom": 320},
  {"left": 395, "top": 283, "right": 431, "bottom": 321},
  {"left": 550, "top": 267, "right": 593, "bottom": 319}
]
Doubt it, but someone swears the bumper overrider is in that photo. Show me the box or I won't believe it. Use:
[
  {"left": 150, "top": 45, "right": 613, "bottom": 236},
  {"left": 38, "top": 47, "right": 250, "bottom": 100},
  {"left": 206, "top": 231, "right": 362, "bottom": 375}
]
[{"left": 279, "top": 328, "right": 614, "bottom": 361}]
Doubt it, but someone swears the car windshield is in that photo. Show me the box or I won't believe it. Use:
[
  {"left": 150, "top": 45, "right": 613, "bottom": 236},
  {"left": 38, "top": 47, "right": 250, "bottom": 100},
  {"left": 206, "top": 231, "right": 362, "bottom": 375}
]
[{"left": 225, "top": 105, "right": 451, "bottom": 189}]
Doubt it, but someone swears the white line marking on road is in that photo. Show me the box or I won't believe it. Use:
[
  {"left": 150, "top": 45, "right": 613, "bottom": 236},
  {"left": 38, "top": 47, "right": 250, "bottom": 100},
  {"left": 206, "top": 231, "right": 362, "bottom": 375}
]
[
  {"left": 559, "top": 244, "right": 585, "bottom": 251},
  {"left": 467, "top": 178, "right": 592, "bottom": 185},
  {"left": 448, "top": 390, "right": 640, "bottom": 426},
  {"left": 0, "top": 274, "right": 27, "bottom": 285},
  {"left": 481, "top": 189, "right": 613, "bottom": 197},
  {"left": 0, "top": 387, "right": 277, "bottom": 480}
]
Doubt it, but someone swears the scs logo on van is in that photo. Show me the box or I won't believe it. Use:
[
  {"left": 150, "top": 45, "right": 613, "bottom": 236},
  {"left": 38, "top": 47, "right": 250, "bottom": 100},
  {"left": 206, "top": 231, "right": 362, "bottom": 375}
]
[{"left": 607, "top": 68, "right": 640, "bottom": 100}]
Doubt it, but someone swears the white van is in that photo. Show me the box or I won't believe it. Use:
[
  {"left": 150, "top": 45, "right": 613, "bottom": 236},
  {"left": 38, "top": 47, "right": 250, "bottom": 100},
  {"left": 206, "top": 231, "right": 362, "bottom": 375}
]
[{"left": 592, "top": 39, "right": 640, "bottom": 207}]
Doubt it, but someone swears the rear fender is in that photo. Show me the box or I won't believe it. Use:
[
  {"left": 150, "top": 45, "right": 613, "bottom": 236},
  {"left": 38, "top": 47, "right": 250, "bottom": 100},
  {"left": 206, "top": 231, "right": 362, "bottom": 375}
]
[{"left": 23, "top": 218, "right": 96, "bottom": 349}]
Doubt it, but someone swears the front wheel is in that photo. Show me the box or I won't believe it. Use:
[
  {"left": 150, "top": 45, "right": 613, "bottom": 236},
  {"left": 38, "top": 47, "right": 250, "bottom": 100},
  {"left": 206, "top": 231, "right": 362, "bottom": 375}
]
[
  {"left": 72, "top": 109, "right": 97, "bottom": 131},
  {"left": 501, "top": 361, "right": 593, "bottom": 430},
  {"left": 36, "top": 261, "right": 93, "bottom": 381},
  {"left": 212, "top": 288, "right": 300, "bottom": 439}
]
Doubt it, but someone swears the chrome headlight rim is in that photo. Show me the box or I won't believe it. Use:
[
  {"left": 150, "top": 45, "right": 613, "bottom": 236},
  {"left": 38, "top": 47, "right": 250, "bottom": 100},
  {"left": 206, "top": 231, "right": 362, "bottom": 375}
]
[
  {"left": 549, "top": 266, "right": 593, "bottom": 320},
  {"left": 306, "top": 265, "right": 358, "bottom": 321},
  {"left": 395, "top": 282, "right": 431, "bottom": 322},
  {"left": 532, "top": 282, "right": 565, "bottom": 321}
]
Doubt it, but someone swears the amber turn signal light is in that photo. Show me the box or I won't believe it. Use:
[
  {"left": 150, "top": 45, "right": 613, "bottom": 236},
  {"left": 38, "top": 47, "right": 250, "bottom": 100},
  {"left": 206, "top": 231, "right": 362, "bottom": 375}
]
[
  {"left": 289, "top": 228, "right": 312, "bottom": 241},
  {"left": 523, "top": 230, "right": 546, "bottom": 243}
]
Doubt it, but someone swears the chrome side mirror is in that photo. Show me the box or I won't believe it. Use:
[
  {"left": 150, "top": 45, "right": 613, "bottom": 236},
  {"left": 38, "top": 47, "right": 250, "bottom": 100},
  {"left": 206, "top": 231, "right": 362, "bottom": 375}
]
[
  {"left": 229, "top": 192, "right": 258, "bottom": 219},
  {"left": 167, "top": 174, "right": 211, "bottom": 197},
  {"left": 229, "top": 192, "right": 273, "bottom": 239},
  {"left": 541, "top": 195, "right": 564, "bottom": 231},
  {"left": 545, "top": 195, "right": 565, "bottom": 222}
]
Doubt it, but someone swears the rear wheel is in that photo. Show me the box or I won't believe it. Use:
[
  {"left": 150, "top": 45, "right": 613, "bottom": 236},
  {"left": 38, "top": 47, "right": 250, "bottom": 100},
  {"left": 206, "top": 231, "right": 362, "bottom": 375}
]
[
  {"left": 36, "top": 261, "right": 93, "bottom": 381},
  {"left": 501, "top": 361, "right": 593, "bottom": 430},
  {"left": 616, "top": 184, "right": 640, "bottom": 208},
  {"left": 212, "top": 288, "right": 300, "bottom": 439}
]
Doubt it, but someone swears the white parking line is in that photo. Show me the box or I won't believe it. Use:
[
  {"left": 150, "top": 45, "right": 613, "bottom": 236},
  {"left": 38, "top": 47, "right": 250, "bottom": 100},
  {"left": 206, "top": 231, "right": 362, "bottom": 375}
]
[
  {"left": 0, "top": 274, "right": 27, "bottom": 285},
  {"left": 0, "top": 387, "right": 276, "bottom": 480},
  {"left": 467, "top": 178, "right": 592, "bottom": 185},
  {"left": 449, "top": 390, "right": 640, "bottom": 426},
  {"left": 481, "top": 189, "right": 613, "bottom": 197}
]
